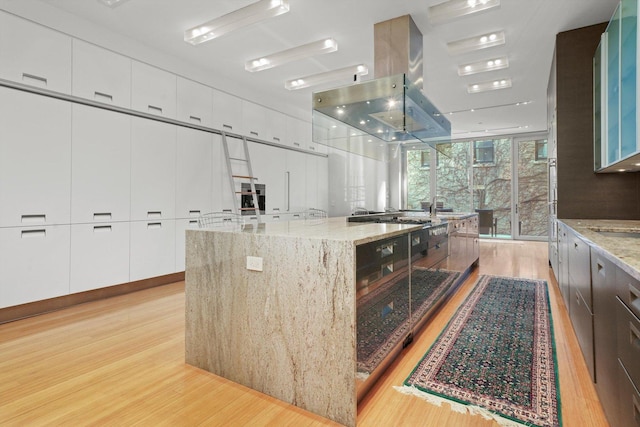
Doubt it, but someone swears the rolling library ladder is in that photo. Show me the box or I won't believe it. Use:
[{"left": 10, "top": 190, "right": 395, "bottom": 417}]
[{"left": 221, "top": 132, "right": 262, "bottom": 222}]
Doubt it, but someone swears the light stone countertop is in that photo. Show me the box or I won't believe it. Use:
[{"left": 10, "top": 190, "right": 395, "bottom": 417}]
[
  {"left": 201, "top": 216, "right": 427, "bottom": 245},
  {"left": 560, "top": 219, "right": 640, "bottom": 281}
]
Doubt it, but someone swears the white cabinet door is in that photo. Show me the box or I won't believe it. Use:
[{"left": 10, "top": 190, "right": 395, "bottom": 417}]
[
  {"left": 0, "top": 225, "right": 70, "bottom": 308},
  {"left": 176, "top": 127, "right": 213, "bottom": 219},
  {"left": 211, "top": 134, "right": 225, "bottom": 212},
  {"left": 175, "top": 218, "right": 199, "bottom": 272},
  {"left": 71, "top": 105, "right": 131, "bottom": 224},
  {"left": 177, "top": 77, "right": 213, "bottom": 127},
  {"left": 70, "top": 222, "right": 130, "bottom": 293},
  {"left": 242, "top": 101, "right": 267, "bottom": 140},
  {"left": 305, "top": 153, "right": 318, "bottom": 209},
  {"left": 0, "top": 88, "right": 71, "bottom": 227},
  {"left": 266, "top": 109, "right": 287, "bottom": 146},
  {"left": 0, "top": 12, "right": 72, "bottom": 94},
  {"left": 212, "top": 88, "right": 243, "bottom": 135},
  {"left": 286, "top": 150, "right": 307, "bottom": 212},
  {"left": 130, "top": 118, "right": 176, "bottom": 221},
  {"left": 316, "top": 156, "right": 329, "bottom": 211},
  {"left": 248, "top": 142, "right": 286, "bottom": 212},
  {"left": 130, "top": 219, "right": 176, "bottom": 281},
  {"left": 131, "top": 61, "right": 177, "bottom": 119},
  {"left": 72, "top": 39, "right": 132, "bottom": 108}
]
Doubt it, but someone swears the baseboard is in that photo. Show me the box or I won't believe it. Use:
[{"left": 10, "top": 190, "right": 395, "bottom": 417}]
[{"left": 0, "top": 272, "right": 185, "bottom": 325}]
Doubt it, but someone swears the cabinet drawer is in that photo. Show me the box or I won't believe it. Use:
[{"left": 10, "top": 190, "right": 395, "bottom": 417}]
[
  {"left": 0, "top": 11, "right": 72, "bottom": 94},
  {"left": 177, "top": 77, "right": 213, "bottom": 127},
  {"left": 617, "top": 267, "right": 640, "bottom": 320},
  {"left": 131, "top": 61, "right": 176, "bottom": 118},
  {"left": 130, "top": 220, "right": 176, "bottom": 281},
  {"left": 175, "top": 218, "right": 199, "bottom": 272},
  {"left": 212, "top": 88, "right": 243, "bottom": 134},
  {"left": 70, "top": 222, "right": 130, "bottom": 293},
  {"left": 72, "top": 39, "right": 131, "bottom": 108},
  {"left": 570, "top": 289, "right": 595, "bottom": 380},
  {"left": 617, "top": 296, "right": 640, "bottom": 390},
  {"left": 568, "top": 233, "right": 592, "bottom": 309},
  {"left": 0, "top": 225, "right": 70, "bottom": 308},
  {"left": 618, "top": 360, "right": 640, "bottom": 427}
]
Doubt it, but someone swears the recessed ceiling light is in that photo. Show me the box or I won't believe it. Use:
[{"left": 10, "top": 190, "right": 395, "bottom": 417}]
[
  {"left": 245, "top": 38, "right": 337, "bottom": 72},
  {"left": 285, "top": 64, "right": 368, "bottom": 90},
  {"left": 447, "top": 30, "right": 506, "bottom": 54},
  {"left": 97, "top": 0, "right": 130, "bottom": 7},
  {"left": 467, "top": 78, "right": 512, "bottom": 93},
  {"left": 458, "top": 56, "right": 509, "bottom": 76},
  {"left": 185, "top": 0, "right": 290, "bottom": 45},
  {"left": 429, "top": 0, "right": 500, "bottom": 24}
]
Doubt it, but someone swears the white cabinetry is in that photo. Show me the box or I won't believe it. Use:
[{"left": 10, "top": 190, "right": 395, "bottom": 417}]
[
  {"left": 249, "top": 142, "right": 286, "bottom": 212},
  {"left": 0, "top": 225, "right": 70, "bottom": 308},
  {"left": 0, "top": 88, "right": 71, "bottom": 227},
  {"left": 266, "top": 109, "right": 287, "bottom": 146},
  {"left": 130, "top": 118, "right": 176, "bottom": 221},
  {"left": 175, "top": 218, "right": 199, "bottom": 271},
  {"left": 286, "top": 150, "right": 308, "bottom": 212},
  {"left": 0, "top": 11, "right": 72, "bottom": 94},
  {"left": 176, "top": 127, "right": 213, "bottom": 219},
  {"left": 212, "top": 88, "right": 243, "bottom": 135},
  {"left": 70, "top": 222, "right": 130, "bottom": 293},
  {"left": 316, "top": 156, "right": 329, "bottom": 210},
  {"left": 72, "top": 39, "right": 131, "bottom": 108},
  {"left": 130, "top": 220, "right": 176, "bottom": 281},
  {"left": 131, "top": 61, "right": 177, "bottom": 119},
  {"left": 242, "top": 101, "right": 267, "bottom": 140},
  {"left": 71, "top": 105, "right": 131, "bottom": 224},
  {"left": 177, "top": 77, "right": 213, "bottom": 127}
]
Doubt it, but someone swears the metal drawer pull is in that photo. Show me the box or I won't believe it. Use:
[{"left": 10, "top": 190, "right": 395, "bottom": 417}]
[
  {"left": 22, "top": 73, "right": 47, "bottom": 85},
  {"left": 93, "top": 213, "right": 112, "bottom": 221},
  {"left": 21, "top": 229, "right": 46, "bottom": 238},
  {"left": 189, "top": 115, "right": 201, "bottom": 123},
  {"left": 147, "top": 211, "right": 162, "bottom": 219},
  {"left": 147, "top": 222, "right": 162, "bottom": 229},
  {"left": 189, "top": 210, "right": 201, "bottom": 217},
  {"left": 250, "top": 131, "right": 258, "bottom": 136},
  {"left": 223, "top": 124, "right": 233, "bottom": 130},
  {"left": 93, "top": 225, "right": 112, "bottom": 233},
  {"left": 148, "top": 105, "right": 163, "bottom": 114},
  {"left": 273, "top": 137, "right": 280, "bottom": 142},
  {"left": 94, "top": 91, "right": 113, "bottom": 101},
  {"left": 21, "top": 214, "right": 46, "bottom": 224},
  {"left": 631, "top": 322, "right": 640, "bottom": 350},
  {"left": 630, "top": 285, "right": 640, "bottom": 318},
  {"left": 294, "top": 142, "right": 300, "bottom": 147},
  {"left": 189, "top": 220, "right": 198, "bottom": 225}
]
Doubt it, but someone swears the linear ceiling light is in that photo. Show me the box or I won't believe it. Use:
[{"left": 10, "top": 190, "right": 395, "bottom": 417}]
[
  {"left": 467, "top": 78, "right": 512, "bottom": 93},
  {"left": 429, "top": 0, "right": 500, "bottom": 24},
  {"left": 98, "top": 0, "right": 130, "bottom": 7},
  {"left": 285, "top": 64, "right": 369, "bottom": 90},
  {"left": 246, "top": 38, "right": 338, "bottom": 72},
  {"left": 447, "top": 30, "right": 505, "bottom": 54},
  {"left": 184, "top": 0, "right": 290, "bottom": 45},
  {"left": 458, "top": 56, "right": 509, "bottom": 76}
]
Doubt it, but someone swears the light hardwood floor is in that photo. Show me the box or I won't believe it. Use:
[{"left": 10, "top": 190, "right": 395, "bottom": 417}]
[{"left": 0, "top": 240, "right": 609, "bottom": 426}]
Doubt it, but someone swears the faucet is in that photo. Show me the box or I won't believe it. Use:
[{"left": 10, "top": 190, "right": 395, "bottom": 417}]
[{"left": 431, "top": 195, "right": 447, "bottom": 217}]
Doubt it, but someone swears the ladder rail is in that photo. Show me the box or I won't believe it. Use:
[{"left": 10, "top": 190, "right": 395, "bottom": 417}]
[
  {"left": 221, "top": 132, "right": 240, "bottom": 215},
  {"left": 242, "top": 135, "right": 262, "bottom": 223}
]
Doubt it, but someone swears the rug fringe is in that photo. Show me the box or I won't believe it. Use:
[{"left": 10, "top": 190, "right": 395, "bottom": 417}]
[{"left": 394, "top": 386, "right": 530, "bottom": 427}]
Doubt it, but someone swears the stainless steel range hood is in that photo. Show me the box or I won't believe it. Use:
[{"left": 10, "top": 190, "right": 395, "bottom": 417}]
[{"left": 312, "top": 15, "right": 450, "bottom": 157}]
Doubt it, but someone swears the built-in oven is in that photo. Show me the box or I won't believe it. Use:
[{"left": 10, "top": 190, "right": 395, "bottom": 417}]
[{"left": 240, "top": 183, "right": 266, "bottom": 215}]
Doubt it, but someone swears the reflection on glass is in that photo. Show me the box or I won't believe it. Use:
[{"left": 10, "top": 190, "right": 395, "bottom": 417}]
[
  {"left": 517, "top": 139, "right": 549, "bottom": 237},
  {"left": 437, "top": 141, "right": 472, "bottom": 214},
  {"left": 607, "top": 5, "right": 621, "bottom": 164},
  {"left": 406, "top": 148, "right": 432, "bottom": 210},
  {"left": 621, "top": 0, "right": 637, "bottom": 158}
]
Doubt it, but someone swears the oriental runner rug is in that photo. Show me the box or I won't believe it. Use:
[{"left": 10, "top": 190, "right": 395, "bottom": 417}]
[
  {"left": 357, "top": 268, "right": 460, "bottom": 375},
  {"left": 397, "top": 275, "right": 561, "bottom": 427}
]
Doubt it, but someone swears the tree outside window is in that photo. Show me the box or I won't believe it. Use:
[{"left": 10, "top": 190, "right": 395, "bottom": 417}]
[
  {"left": 535, "top": 140, "right": 548, "bottom": 161},
  {"left": 473, "top": 140, "right": 495, "bottom": 164}
]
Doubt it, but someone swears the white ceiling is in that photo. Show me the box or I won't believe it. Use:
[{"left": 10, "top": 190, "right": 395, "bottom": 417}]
[{"left": 31, "top": 0, "right": 619, "bottom": 139}]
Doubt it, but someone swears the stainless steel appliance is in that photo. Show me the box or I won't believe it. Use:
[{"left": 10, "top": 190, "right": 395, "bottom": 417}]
[{"left": 240, "top": 183, "right": 265, "bottom": 215}]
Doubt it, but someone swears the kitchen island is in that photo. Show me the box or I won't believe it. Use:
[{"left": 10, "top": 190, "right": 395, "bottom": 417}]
[{"left": 185, "top": 215, "right": 477, "bottom": 426}]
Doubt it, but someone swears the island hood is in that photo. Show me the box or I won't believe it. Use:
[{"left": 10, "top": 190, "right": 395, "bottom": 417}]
[{"left": 312, "top": 15, "right": 450, "bottom": 154}]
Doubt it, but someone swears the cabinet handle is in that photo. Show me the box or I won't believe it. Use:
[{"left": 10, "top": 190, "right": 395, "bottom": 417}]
[
  {"left": 630, "top": 322, "right": 640, "bottom": 350},
  {"left": 293, "top": 142, "right": 300, "bottom": 147},
  {"left": 147, "top": 211, "right": 162, "bottom": 219},
  {"left": 93, "top": 225, "right": 112, "bottom": 233},
  {"left": 21, "top": 214, "right": 46, "bottom": 224},
  {"left": 21, "top": 229, "right": 46, "bottom": 238},
  {"left": 189, "top": 210, "right": 201, "bottom": 217},
  {"left": 293, "top": 214, "right": 300, "bottom": 218},
  {"left": 94, "top": 91, "right": 113, "bottom": 102},
  {"left": 189, "top": 220, "right": 198, "bottom": 225},
  {"left": 22, "top": 73, "right": 47, "bottom": 86},
  {"left": 222, "top": 209, "right": 232, "bottom": 213},
  {"left": 273, "top": 137, "right": 280, "bottom": 142},
  {"left": 309, "top": 146, "right": 315, "bottom": 151},
  {"left": 147, "top": 222, "right": 162, "bottom": 229},
  {"left": 189, "top": 115, "right": 201, "bottom": 123},
  {"left": 148, "top": 105, "right": 163, "bottom": 114},
  {"left": 273, "top": 215, "right": 280, "bottom": 219},
  {"left": 634, "top": 394, "right": 640, "bottom": 424},
  {"left": 250, "top": 131, "right": 259, "bottom": 136},
  {"left": 223, "top": 124, "right": 233, "bottom": 130},
  {"left": 630, "top": 284, "right": 640, "bottom": 319},
  {"left": 250, "top": 216, "right": 257, "bottom": 220},
  {"left": 93, "top": 213, "right": 112, "bottom": 221}
]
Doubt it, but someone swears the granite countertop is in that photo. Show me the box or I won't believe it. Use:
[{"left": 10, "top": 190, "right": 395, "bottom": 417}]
[
  {"left": 560, "top": 219, "right": 640, "bottom": 281},
  {"left": 197, "top": 216, "right": 424, "bottom": 245}
]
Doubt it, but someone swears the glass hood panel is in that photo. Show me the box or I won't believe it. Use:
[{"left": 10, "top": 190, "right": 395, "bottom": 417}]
[{"left": 312, "top": 74, "right": 451, "bottom": 154}]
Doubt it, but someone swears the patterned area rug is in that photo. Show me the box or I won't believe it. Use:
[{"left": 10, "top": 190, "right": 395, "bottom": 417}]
[
  {"left": 357, "top": 268, "right": 460, "bottom": 375},
  {"left": 397, "top": 275, "right": 561, "bottom": 427}
]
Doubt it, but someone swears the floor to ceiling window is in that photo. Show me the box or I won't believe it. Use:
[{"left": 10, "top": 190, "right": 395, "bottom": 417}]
[{"left": 404, "top": 134, "right": 548, "bottom": 240}]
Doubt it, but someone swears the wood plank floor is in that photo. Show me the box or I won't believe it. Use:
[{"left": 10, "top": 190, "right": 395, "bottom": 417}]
[{"left": 0, "top": 240, "right": 609, "bottom": 426}]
